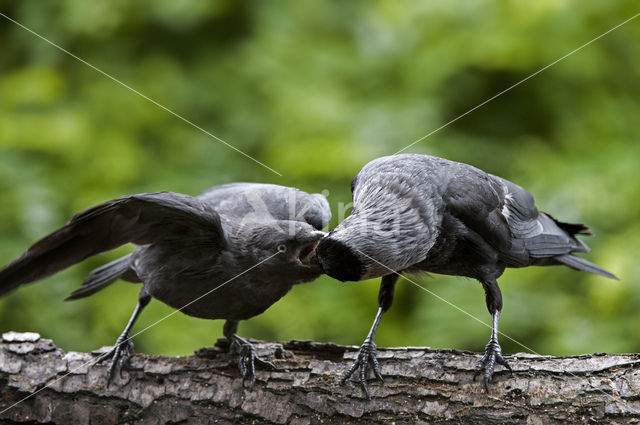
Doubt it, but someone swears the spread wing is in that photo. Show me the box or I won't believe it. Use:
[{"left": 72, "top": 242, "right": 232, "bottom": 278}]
[{"left": 0, "top": 192, "right": 224, "bottom": 296}]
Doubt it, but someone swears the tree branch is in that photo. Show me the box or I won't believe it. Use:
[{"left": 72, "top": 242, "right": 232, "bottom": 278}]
[{"left": 0, "top": 332, "right": 639, "bottom": 424}]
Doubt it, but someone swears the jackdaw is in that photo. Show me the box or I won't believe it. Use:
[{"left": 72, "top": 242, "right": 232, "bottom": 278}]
[
  {"left": 0, "top": 182, "right": 330, "bottom": 386},
  {"left": 316, "top": 153, "right": 616, "bottom": 396}
]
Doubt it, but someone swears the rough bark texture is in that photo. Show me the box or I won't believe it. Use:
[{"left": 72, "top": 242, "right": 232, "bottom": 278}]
[{"left": 0, "top": 332, "right": 639, "bottom": 424}]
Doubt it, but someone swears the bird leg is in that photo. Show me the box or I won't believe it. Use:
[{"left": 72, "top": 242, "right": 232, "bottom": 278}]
[
  {"left": 474, "top": 279, "right": 511, "bottom": 391},
  {"left": 223, "top": 320, "right": 276, "bottom": 388},
  {"left": 101, "top": 290, "right": 151, "bottom": 384},
  {"left": 343, "top": 274, "right": 398, "bottom": 399},
  {"left": 343, "top": 307, "right": 385, "bottom": 398}
]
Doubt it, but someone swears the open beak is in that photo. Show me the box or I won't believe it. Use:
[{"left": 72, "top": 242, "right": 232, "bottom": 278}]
[
  {"left": 296, "top": 231, "right": 326, "bottom": 267},
  {"left": 298, "top": 241, "right": 319, "bottom": 265}
]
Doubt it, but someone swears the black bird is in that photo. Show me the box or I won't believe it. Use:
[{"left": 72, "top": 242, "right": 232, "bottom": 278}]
[
  {"left": 0, "top": 183, "right": 330, "bottom": 386},
  {"left": 316, "top": 154, "right": 617, "bottom": 397}
]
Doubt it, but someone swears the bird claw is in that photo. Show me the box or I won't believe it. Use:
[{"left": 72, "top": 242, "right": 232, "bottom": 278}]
[
  {"left": 474, "top": 338, "right": 511, "bottom": 391},
  {"left": 101, "top": 336, "right": 135, "bottom": 384},
  {"left": 232, "top": 336, "right": 276, "bottom": 388},
  {"left": 343, "top": 338, "right": 383, "bottom": 399}
]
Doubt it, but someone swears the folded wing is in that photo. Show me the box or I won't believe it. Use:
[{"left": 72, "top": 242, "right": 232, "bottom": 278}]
[{"left": 444, "top": 170, "right": 616, "bottom": 279}]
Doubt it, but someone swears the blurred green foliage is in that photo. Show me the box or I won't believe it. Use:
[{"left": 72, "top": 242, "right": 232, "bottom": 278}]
[{"left": 0, "top": 1, "right": 639, "bottom": 358}]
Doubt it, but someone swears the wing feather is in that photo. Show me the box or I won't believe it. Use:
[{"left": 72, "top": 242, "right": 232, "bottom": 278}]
[{"left": 0, "top": 192, "right": 224, "bottom": 295}]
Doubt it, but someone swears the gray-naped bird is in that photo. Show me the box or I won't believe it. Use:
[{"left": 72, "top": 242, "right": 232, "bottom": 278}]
[
  {"left": 316, "top": 154, "right": 617, "bottom": 397},
  {"left": 0, "top": 182, "right": 330, "bottom": 386}
]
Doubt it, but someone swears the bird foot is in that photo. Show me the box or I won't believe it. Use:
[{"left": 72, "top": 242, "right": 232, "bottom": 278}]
[
  {"left": 474, "top": 338, "right": 511, "bottom": 391},
  {"left": 342, "top": 338, "right": 383, "bottom": 399},
  {"left": 100, "top": 335, "right": 135, "bottom": 384},
  {"left": 231, "top": 335, "right": 276, "bottom": 388}
]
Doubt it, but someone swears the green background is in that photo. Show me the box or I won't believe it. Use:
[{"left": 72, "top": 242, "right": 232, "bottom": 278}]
[{"left": 0, "top": 1, "right": 639, "bottom": 359}]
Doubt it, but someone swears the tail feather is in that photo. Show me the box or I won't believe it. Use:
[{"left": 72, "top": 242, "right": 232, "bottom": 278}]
[
  {"left": 554, "top": 254, "right": 618, "bottom": 280},
  {"left": 65, "top": 254, "right": 135, "bottom": 301},
  {"left": 546, "top": 213, "right": 593, "bottom": 236}
]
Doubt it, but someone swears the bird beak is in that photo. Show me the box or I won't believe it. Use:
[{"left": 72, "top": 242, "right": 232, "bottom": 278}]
[
  {"left": 298, "top": 241, "right": 319, "bottom": 266},
  {"left": 296, "top": 231, "right": 326, "bottom": 267}
]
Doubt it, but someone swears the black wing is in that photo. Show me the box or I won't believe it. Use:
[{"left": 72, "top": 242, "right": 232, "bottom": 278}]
[
  {"left": 494, "top": 177, "right": 589, "bottom": 257},
  {"left": 0, "top": 192, "right": 224, "bottom": 296},
  {"left": 495, "top": 177, "right": 615, "bottom": 278},
  {"left": 444, "top": 170, "right": 593, "bottom": 266},
  {"left": 443, "top": 171, "right": 518, "bottom": 259}
]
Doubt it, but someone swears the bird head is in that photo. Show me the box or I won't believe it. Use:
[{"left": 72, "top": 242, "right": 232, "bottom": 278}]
[
  {"left": 239, "top": 220, "right": 327, "bottom": 276},
  {"left": 274, "top": 222, "right": 327, "bottom": 269},
  {"left": 316, "top": 235, "right": 363, "bottom": 281},
  {"left": 316, "top": 211, "right": 392, "bottom": 281},
  {"left": 316, "top": 205, "right": 433, "bottom": 281}
]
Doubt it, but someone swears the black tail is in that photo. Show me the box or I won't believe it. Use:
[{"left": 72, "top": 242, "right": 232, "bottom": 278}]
[
  {"left": 65, "top": 254, "right": 136, "bottom": 301},
  {"left": 546, "top": 213, "right": 593, "bottom": 237},
  {"left": 554, "top": 254, "right": 618, "bottom": 280},
  {"left": 544, "top": 214, "right": 617, "bottom": 279}
]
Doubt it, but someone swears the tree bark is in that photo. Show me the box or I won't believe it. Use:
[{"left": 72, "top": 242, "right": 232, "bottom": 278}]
[{"left": 0, "top": 332, "right": 639, "bottom": 424}]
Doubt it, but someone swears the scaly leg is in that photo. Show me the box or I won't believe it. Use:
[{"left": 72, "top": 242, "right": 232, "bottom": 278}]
[
  {"left": 101, "top": 289, "right": 151, "bottom": 384},
  {"left": 223, "top": 320, "right": 276, "bottom": 388},
  {"left": 474, "top": 278, "right": 512, "bottom": 391},
  {"left": 343, "top": 273, "right": 398, "bottom": 398}
]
